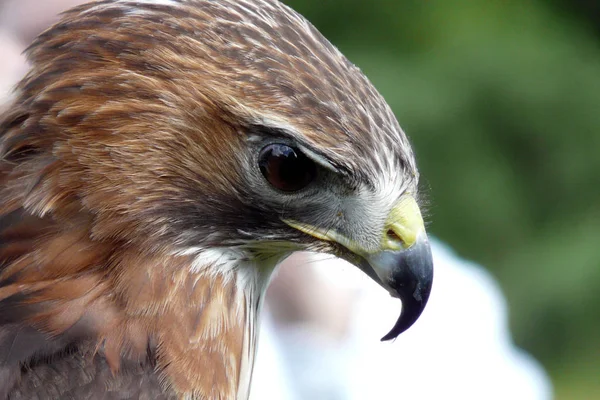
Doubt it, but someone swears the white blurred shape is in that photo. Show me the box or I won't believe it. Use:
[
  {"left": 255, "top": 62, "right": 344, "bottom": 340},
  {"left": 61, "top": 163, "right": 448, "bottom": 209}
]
[
  {"left": 249, "top": 313, "right": 294, "bottom": 400},
  {"left": 0, "top": 33, "right": 27, "bottom": 108},
  {"left": 252, "top": 239, "right": 553, "bottom": 400}
]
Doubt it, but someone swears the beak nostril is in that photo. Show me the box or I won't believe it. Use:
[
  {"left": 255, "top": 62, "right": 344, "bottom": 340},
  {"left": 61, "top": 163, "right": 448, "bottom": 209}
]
[{"left": 387, "top": 229, "right": 403, "bottom": 245}]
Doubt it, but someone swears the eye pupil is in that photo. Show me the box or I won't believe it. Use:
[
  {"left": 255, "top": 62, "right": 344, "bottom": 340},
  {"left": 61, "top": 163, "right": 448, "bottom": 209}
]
[{"left": 259, "top": 144, "right": 316, "bottom": 192}]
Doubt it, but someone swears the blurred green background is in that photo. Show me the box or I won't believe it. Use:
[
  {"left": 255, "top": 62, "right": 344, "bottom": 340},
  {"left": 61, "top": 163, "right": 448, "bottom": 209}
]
[{"left": 284, "top": 0, "right": 599, "bottom": 399}]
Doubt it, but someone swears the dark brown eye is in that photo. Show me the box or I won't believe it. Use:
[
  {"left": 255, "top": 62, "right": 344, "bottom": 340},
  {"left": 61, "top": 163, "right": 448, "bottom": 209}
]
[{"left": 258, "top": 144, "right": 316, "bottom": 192}]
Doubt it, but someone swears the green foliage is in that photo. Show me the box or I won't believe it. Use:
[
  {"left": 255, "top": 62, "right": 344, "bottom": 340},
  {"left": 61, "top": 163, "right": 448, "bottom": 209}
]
[{"left": 285, "top": 0, "right": 600, "bottom": 398}]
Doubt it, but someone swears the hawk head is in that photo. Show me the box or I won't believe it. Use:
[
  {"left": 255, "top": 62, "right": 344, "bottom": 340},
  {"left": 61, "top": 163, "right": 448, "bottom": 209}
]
[{"left": 0, "top": 0, "right": 433, "bottom": 398}]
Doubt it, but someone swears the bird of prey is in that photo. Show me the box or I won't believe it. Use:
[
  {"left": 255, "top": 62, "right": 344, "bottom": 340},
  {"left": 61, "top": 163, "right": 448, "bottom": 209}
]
[{"left": 0, "top": 0, "right": 434, "bottom": 398}]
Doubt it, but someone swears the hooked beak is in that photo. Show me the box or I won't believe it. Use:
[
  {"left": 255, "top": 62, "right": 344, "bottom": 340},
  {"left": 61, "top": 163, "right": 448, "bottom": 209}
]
[
  {"left": 285, "top": 195, "right": 434, "bottom": 341},
  {"left": 360, "top": 232, "right": 433, "bottom": 340}
]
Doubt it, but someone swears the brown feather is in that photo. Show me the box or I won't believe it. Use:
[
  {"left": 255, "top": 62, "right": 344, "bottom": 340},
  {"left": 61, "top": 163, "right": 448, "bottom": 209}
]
[{"left": 0, "top": 0, "right": 416, "bottom": 398}]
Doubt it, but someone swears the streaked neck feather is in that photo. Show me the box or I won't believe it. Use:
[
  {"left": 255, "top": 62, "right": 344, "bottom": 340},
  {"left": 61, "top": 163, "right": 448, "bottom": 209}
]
[{"left": 162, "top": 248, "right": 280, "bottom": 400}]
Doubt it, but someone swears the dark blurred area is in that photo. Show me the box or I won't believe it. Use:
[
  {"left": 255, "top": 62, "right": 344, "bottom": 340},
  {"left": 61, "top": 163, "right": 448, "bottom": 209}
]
[{"left": 282, "top": 0, "right": 598, "bottom": 399}]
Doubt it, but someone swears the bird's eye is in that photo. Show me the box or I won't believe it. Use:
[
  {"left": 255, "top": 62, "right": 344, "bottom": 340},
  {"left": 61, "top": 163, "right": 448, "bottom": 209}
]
[{"left": 258, "top": 144, "right": 316, "bottom": 192}]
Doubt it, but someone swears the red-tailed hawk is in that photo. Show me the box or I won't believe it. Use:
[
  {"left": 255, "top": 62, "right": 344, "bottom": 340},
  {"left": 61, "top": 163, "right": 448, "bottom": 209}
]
[{"left": 0, "top": 0, "right": 433, "bottom": 398}]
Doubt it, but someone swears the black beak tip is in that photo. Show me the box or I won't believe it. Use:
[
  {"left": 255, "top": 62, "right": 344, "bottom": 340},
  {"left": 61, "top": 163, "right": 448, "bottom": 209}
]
[
  {"left": 379, "top": 239, "right": 434, "bottom": 341},
  {"left": 380, "top": 279, "right": 433, "bottom": 341}
]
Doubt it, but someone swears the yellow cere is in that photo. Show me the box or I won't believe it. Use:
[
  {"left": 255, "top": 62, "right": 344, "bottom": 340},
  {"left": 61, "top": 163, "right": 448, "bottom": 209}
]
[{"left": 382, "top": 195, "right": 425, "bottom": 251}]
